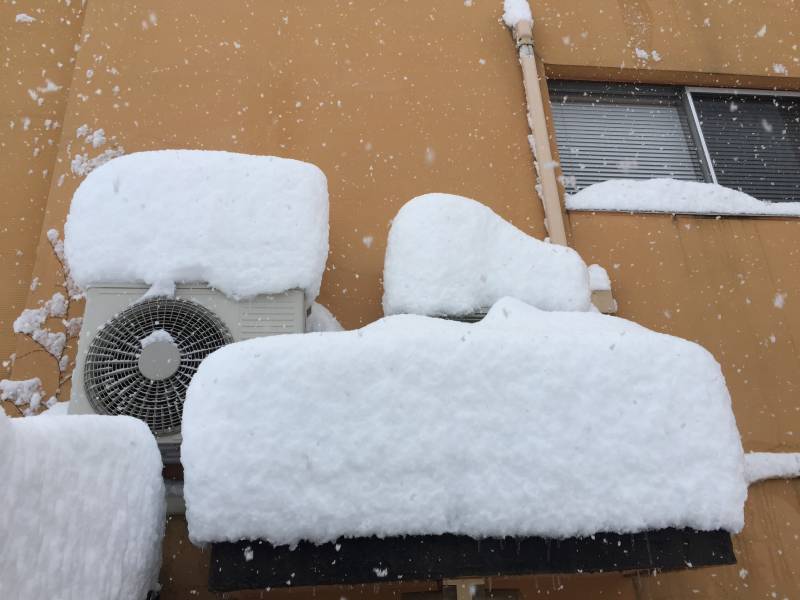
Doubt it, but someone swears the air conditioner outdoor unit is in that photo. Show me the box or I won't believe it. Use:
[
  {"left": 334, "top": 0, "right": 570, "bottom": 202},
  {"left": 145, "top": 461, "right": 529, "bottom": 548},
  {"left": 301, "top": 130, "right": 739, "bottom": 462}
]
[{"left": 69, "top": 284, "right": 305, "bottom": 463}]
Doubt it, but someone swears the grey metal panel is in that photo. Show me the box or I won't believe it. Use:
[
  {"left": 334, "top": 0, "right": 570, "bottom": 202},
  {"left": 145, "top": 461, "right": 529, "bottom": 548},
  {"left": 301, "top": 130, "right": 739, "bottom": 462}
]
[
  {"left": 691, "top": 93, "right": 800, "bottom": 203},
  {"left": 548, "top": 83, "right": 706, "bottom": 192}
]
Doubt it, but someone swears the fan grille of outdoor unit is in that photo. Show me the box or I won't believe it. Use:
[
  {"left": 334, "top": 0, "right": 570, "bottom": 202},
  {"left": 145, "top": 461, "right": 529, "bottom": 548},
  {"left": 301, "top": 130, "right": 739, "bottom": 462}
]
[{"left": 84, "top": 297, "right": 233, "bottom": 435}]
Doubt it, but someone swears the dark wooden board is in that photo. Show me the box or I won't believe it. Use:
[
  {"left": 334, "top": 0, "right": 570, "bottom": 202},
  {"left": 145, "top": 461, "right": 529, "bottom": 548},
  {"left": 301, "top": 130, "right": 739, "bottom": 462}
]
[{"left": 209, "top": 529, "right": 735, "bottom": 591}]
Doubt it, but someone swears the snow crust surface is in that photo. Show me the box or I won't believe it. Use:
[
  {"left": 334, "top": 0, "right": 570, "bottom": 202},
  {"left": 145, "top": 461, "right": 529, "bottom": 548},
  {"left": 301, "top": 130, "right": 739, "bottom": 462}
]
[
  {"left": 745, "top": 452, "right": 800, "bottom": 483},
  {"left": 182, "top": 297, "right": 746, "bottom": 546},
  {"left": 502, "top": 0, "right": 532, "bottom": 27},
  {"left": 39, "top": 400, "right": 71, "bottom": 416},
  {"left": 0, "top": 412, "right": 165, "bottom": 599},
  {"left": 64, "top": 150, "right": 329, "bottom": 304},
  {"left": 567, "top": 179, "right": 800, "bottom": 216},
  {"left": 383, "top": 194, "right": 591, "bottom": 316}
]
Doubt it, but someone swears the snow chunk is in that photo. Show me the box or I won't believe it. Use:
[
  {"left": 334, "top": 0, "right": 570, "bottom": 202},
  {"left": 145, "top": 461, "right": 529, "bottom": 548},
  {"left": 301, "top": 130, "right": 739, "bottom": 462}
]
[
  {"left": 588, "top": 264, "right": 611, "bottom": 292},
  {"left": 0, "top": 378, "right": 43, "bottom": 409},
  {"left": 140, "top": 329, "right": 175, "bottom": 348},
  {"left": 182, "top": 297, "right": 746, "bottom": 546},
  {"left": 13, "top": 308, "right": 47, "bottom": 335},
  {"left": 65, "top": 151, "right": 329, "bottom": 304},
  {"left": 306, "top": 302, "right": 344, "bottom": 332},
  {"left": 383, "top": 194, "right": 591, "bottom": 316},
  {"left": 13, "top": 293, "right": 68, "bottom": 335},
  {"left": 502, "top": 0, "right": 532, "bottom": 27},
  {"left": 63, "top": 316, "right": 83, "bottom": 338},
  {"left": 32, "top": 329, "right": 66, "bottom": 358},
  {"left": 0, "top": 413, "right": 165, "bottom": 599},
  {"left": 567, "top": 179, "right": 800, "bottom": 216},
  {"left": 139, "top": 279, "right": 176, "bottom": 301},
  {"left": 745, "top": 452, "right": 800, "bottom": 483}
]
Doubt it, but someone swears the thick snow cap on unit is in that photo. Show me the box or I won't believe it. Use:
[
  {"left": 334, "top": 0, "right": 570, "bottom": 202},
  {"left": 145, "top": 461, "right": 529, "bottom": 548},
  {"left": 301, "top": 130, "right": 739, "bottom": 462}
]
[
  {"left": 182, "top": 297, "right": 746, "bottom": 546},
  {"left": 0, "top": 412, "right": 165, "bottom": 599},
  {"left": 382, "top": 194, "right": 592, "bottom": 316},
  {"left": 567, "top": 178, "right": 800, "bottom": 216},
  {"left": 64, "top": 150, "right": 329, "bottom": 304},
  {"left": 502, "top": 0, "right": 532, "bottom": 27}
]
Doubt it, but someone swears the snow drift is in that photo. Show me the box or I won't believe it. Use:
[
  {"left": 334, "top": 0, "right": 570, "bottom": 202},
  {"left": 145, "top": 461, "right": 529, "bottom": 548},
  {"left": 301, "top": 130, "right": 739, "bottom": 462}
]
[
  {"left": 0, "top": 412, "right": 165, "bottom": 599},
  {"left": 64, "top": 150, "right": 329, "bottom": 304},
  {"left": 182, "top": 297, "right": 746, "bottom": 546},
  {"left": 382, "top": 194, "right": 592, "bottom": 316},
  {"left": 567, "top": 178, "right": 800, "bottom": 216}
]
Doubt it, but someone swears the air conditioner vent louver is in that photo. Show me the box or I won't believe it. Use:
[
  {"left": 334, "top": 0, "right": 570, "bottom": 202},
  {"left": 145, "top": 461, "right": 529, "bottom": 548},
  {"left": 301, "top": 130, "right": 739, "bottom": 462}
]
[{"left": 83, "top": 297, "right": 233, "bottom": 435}]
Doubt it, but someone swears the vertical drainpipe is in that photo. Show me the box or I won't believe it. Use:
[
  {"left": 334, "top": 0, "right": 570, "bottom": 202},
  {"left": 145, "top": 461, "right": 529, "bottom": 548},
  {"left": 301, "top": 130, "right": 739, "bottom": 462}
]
[{"left": 511, "top": 20, "right": 569, "bottom": 247}]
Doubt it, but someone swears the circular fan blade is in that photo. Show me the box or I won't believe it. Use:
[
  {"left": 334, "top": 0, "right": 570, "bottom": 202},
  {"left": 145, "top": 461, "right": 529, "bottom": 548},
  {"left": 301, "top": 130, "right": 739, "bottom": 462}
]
[{"left": 83, "top": 297, "right": 233, "bottom": 435}]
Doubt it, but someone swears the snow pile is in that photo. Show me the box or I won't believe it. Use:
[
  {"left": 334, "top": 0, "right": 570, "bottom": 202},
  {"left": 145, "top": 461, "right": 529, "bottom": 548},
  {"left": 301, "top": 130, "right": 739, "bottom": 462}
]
[
  {"left": 65, "top": 150, "right": 329, "bottom": 304},
  {"left": 567, "top": 179, "right": 800, "bottom": 216},
  {"left": 383, "top": 194, "right": 591, "bottom": 316},
  {"left": 13, "top": 292, "right": 69, "bottom": 359},
  {"left": 13, "top": 293, "right": 68, "bottom": 334},
  {"left": 182, "top": 297, "right": 746, "bottom": 546},
  {"left": 502, "top": 0, "right": 532, "bottom": 27},
  {"left": 306, "top": 302, "right": 344, "bottom": 333},
  {"left": 745, "top": 453, "right": 800, "bottom": 483},
  {"left": 0, "top": 412, "right": 165, "bottom": 599},
  {"left": 140, "top": 329, "right": 174, "bottom": 348},
  {"left": 0, "top": 378, "right": 43, "bottom": 412},
  {"left": 588, "top": 264, "right": 611, "bottom": 292}
]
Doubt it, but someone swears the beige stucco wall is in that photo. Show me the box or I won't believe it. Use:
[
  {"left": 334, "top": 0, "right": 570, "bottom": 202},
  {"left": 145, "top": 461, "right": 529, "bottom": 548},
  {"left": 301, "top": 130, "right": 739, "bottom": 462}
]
[
  {"left": 534, "top": 0, "right": 800, "bottom": 88},
  {"left": 1, "top": 1, "right": 799, "bottom": 599}
]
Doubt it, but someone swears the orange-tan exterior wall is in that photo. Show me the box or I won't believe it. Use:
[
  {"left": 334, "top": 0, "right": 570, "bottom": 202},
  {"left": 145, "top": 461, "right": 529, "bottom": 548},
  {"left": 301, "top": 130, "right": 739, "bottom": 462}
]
[{"left": 1, "top": 1, "right": 799, "bottom": 599}]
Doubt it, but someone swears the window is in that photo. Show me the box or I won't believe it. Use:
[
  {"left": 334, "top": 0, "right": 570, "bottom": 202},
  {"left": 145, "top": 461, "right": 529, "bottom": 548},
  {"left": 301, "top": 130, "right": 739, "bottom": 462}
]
[
  {"left": 549, "top": 82, "right": 705, "bottom": 193},
  {"left": 549, "top": 81, "right": 800, "bottom": 203}
]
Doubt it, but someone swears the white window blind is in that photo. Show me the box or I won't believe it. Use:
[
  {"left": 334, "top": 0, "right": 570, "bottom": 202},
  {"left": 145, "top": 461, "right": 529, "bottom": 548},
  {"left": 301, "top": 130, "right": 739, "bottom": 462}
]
[{"left": 549, "top": 82, "right": 706, "bottom": 193}]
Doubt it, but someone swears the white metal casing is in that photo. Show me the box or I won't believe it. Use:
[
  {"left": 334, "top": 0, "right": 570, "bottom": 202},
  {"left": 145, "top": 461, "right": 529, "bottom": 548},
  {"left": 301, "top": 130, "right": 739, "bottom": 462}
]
[{"left": 69, "top": 284, "right": 305, "bottom": 462}]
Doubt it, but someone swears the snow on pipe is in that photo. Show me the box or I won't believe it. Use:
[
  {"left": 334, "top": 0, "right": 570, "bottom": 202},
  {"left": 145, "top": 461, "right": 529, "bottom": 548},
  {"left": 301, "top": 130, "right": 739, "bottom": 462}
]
[
  {"left": 502, "top": 1, "right": 568, "bottom": 247},
  {"left": 745, "top": 452, "right": 800, "bottom": 484}
]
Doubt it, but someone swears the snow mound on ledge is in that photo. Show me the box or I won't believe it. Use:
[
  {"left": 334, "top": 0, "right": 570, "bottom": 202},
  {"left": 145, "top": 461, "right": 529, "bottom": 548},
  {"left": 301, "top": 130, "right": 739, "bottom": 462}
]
[
  {"left": 182, "top": 297, "right": 746, "bottom": 546},
  {"left": 65, "top": 150, "right": 329, "bottom": 303},
  {"left": 0, "top": 412, "right": 164, "bottom": 599},
  {"left": 383, "top": 194, "right": 591, "bottom": 316},
  {"left": 567, "top": 178, "right": 800, "bottom": 216}
]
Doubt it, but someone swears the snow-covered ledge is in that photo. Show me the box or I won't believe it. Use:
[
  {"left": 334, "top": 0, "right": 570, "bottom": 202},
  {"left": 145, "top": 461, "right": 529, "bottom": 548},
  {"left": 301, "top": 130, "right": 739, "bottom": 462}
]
[
  {"left": 567, "top": 179, "right": 800, "bottom": 218},
  {"left": 182, "top": 297, "right": 746, "bottom": 547}
]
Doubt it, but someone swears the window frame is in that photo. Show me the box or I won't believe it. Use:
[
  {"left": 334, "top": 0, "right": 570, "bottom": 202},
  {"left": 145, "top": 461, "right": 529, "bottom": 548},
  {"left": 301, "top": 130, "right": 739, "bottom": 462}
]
[
  {"left": 550, "top": 81, "right": 800, "bottom": 214},
  {"left": 684, "top": 86, "right": 800, "bottom": 189}
]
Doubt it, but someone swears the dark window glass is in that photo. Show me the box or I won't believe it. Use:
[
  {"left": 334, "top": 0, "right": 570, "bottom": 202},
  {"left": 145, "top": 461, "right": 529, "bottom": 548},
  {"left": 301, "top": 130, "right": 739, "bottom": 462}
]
[{"left": 692, "top": 94, "right": 800, "bottom": 202}]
